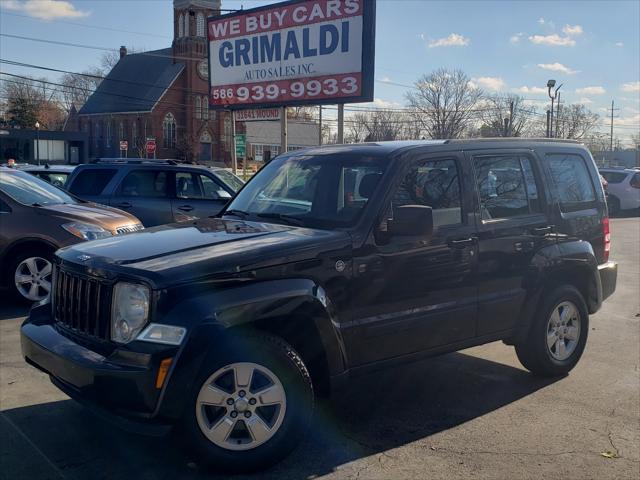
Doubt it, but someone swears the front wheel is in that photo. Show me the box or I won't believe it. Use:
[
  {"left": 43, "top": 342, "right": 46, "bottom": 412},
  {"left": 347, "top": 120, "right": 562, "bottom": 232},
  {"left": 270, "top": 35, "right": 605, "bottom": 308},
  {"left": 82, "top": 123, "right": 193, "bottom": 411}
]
[
  {"left": 180, "top": 334, "right": 314, "bottom": 473},
  {"left": 515, "top": 285, "right": 589, "bottom": 377}
]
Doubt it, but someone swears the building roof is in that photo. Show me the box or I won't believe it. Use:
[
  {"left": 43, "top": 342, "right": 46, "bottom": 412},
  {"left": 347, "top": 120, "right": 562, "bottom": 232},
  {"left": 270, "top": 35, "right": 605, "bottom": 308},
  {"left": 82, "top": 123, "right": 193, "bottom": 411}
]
[{"left": 79, "top": 48, "right": 184, "bottom": 115}]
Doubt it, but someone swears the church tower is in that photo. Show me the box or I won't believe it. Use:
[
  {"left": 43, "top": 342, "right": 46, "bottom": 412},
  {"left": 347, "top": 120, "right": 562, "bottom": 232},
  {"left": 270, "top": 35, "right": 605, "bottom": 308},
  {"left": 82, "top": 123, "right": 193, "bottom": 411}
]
[{"left": 173, "top": 0, "right": 223, "bottom": 162}]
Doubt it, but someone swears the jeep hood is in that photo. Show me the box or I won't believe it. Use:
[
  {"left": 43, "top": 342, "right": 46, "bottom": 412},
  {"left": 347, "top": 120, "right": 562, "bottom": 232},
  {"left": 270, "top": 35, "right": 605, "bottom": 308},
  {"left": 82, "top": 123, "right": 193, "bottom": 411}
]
[{"left": 57, "top": 218, "right": 351, "bottom": 286}]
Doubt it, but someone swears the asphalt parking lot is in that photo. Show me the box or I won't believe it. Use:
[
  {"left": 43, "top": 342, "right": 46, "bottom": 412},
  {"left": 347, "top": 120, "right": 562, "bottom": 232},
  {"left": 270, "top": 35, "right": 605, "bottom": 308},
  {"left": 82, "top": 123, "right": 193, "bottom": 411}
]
[{"left": 1, "top": 217, "right": 638, "bottom": 480}]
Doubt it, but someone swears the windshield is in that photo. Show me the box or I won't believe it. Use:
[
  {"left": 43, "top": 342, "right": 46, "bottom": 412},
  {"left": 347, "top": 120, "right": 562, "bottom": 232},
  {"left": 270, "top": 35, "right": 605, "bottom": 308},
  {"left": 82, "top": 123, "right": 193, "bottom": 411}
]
[
  {"left": 223, "top": 153, "right": 387, "bottom": 228},
  {"left": 0, "top": 169, "right": 77, "bottom": 206},
  {"left": 212, "top": 169, "right": 244, "bottom": 192}
]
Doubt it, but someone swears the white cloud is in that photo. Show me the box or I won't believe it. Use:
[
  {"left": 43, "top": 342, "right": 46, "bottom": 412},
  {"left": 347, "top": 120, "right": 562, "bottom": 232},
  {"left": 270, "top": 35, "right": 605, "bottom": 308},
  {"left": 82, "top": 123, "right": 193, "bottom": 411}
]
[
  {"left": 615, "top": 42, "right": 624, "bottom": 47},
  {"left": 529, "top": 34, "right": 576, "bottom": 46},
  {"left": 2, "top": 0, "right": 89, "bottom": 20},
  {"left": 378, "top": 76, "right": 392, "bottom": 83},
  {"left": 537, "top": 62, "right": 579, "bottom": 75},
  {"left": 537, "top": 17, "right": 555, "bottom": 28},
  {"left": 510, "top": 32, "right": 524, "bottom": 44},
  {"left": 515, "top": 86, "right": 548, "bottom": 95},
  {"left": 575, "top": 86, "right": 606, "bottom": 95},
  {"left": 578, "top": 97, "right": 593, "bottom": 104},
  {"left": 621, "top": 81, "right": 640, "bottom": 93},
  {"left": 562, "top": 24, "right": 583, "bottom": 36},
  {"left": 428, "top": 33, "right": 470, "bottom": 48},
  {"left": 472, "top": 76, "right": 506, "bottom": 91}
]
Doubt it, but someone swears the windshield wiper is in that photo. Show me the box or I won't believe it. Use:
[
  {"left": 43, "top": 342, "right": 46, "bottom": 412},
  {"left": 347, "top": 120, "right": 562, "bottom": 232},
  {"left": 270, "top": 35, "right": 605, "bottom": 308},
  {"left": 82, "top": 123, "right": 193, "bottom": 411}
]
[
  {"left": 256, "top": 212, "right": 306, "bottom": 227},
  {"left": 221, "top": 209, "right": 250, "bottom": 218}
]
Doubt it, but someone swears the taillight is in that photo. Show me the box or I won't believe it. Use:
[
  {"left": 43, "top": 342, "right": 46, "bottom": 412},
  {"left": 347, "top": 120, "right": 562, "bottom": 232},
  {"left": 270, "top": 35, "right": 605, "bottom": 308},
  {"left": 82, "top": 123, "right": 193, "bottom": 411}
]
[
  {"left": 603, "top": 216, "right": 610, "bottom": 263},
  {"left": 630, "top": 173, "right": 640, "bottom": 189}
]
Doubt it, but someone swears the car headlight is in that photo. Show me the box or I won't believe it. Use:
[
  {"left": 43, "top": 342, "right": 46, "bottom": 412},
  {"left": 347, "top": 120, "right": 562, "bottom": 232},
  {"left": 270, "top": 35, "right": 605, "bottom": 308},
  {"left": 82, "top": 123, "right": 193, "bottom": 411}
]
[
  {"left": 111, "top": 282, "right": 150, "bottom": 344},
  {"left": 62, "top": 222, "right": 113, "bottom": 241},
  {"left": 137, "top": 324, "right": 187, "bottom": 346}
]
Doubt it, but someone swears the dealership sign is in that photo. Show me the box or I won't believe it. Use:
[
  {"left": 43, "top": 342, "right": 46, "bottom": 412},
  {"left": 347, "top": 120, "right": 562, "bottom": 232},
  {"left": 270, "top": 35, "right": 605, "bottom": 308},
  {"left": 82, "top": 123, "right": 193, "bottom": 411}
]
[{"left": 207, "top": 0, "right": 375, "bottom": 109}]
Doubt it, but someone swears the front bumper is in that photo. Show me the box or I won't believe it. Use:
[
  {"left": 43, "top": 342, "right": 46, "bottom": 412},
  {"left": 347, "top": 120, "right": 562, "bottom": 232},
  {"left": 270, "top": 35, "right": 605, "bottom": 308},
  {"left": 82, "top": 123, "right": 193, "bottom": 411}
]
[{"left": 21, "top": 304, "right": 178, "bottom": 434}]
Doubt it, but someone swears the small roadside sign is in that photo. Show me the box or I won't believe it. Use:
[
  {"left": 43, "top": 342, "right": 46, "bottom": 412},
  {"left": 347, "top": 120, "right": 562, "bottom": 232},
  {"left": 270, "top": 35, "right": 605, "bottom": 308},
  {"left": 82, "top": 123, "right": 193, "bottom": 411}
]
[
  {"left": 235, "top": 134, "right": 246, "bottom": 158},
  {"left": 120, "top": 140, "right": 128, "bottom": 151},
  {"left": 145, "top": 138, "right": 157, "bottom": 155}
]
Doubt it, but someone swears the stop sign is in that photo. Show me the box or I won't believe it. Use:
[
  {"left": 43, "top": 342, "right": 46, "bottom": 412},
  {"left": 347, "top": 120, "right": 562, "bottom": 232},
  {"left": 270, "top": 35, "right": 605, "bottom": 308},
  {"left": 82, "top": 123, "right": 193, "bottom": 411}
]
[{"left": 145, "top": 139, "right": 156, "bottom": 155}]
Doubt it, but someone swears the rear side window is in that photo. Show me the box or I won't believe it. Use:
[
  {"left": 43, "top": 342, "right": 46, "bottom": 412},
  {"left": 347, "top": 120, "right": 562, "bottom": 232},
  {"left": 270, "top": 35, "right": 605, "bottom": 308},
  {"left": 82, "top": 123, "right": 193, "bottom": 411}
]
[
  {"left": 473, "top": 155, "right": 540, "bottom": 220},
  {"left": 545, "top": 154, "right": 596, "bottom": 210},
  {"left": 69, "top": 169, "right": 117, "bottom": 196},
  {"left": 600, "top": 171, "right": 628, "bottom": 184},
  {"left": 118, "top": 170, "right": 168, "bottom": 198}
]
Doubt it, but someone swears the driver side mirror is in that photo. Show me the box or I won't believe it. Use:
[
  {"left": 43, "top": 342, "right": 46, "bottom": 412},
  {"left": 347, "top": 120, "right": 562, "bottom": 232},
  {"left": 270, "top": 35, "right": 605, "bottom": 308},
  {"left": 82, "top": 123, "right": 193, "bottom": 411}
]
[{"left": 388, "top": 205, "right": 434, "bottom": 237}]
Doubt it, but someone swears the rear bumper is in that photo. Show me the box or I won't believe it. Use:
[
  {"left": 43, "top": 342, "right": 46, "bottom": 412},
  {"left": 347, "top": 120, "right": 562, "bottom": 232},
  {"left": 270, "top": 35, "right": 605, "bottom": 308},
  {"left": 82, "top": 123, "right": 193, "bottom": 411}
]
[
  {"left": 598, "top": 261, "right": 617, "bottom": 303},
  {"left": 20, "top": 304, "right": 176, "bottom": 435}
]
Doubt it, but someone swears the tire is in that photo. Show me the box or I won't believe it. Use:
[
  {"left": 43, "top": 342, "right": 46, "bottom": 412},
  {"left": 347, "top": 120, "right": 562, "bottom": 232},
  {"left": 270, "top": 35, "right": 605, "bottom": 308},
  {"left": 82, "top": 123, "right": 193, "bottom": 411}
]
[
  {"left": 7, "top": 249, "right": 54, "bottom": 304},
  {"left": 515, "top": 285, "right": 589, "bottom": 377},
  {"left": 179, "top": 333, "right": 314, "bottom": 473},
  {"left": 608, "top": 196, "right": 620, "bottom": 217}
]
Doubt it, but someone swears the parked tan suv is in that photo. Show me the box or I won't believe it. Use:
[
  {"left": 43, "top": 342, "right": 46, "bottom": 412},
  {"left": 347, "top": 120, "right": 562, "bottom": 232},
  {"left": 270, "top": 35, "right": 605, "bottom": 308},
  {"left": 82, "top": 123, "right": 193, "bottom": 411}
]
[{"left": 0, "top": 167, "right": 144, "bottom": 302}]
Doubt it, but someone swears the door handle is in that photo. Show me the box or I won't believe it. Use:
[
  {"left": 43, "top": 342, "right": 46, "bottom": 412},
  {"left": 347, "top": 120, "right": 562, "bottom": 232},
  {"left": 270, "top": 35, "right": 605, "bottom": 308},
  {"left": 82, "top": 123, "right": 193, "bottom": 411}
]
[
  {"left": 116, "top": 202, "right": 132, "bottom": 209},
  {"left": 532, "top": 225, "right": 554, "bottom": 235},
  {"left": 178, "top": 205, "right": 194, "bottom": 212},
  {"left": 448, "top": 237, "right": 476, "bottom": 249}
]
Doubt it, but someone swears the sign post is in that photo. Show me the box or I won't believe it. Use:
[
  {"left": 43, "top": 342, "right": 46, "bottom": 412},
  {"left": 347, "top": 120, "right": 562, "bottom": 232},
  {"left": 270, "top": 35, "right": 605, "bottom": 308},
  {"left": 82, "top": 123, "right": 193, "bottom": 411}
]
[
  {"left": 281, "top": 107, "right": 288, "bottom": 155},
  {"left": 231, "top": 111, "right": 237, "bottom": 175}
]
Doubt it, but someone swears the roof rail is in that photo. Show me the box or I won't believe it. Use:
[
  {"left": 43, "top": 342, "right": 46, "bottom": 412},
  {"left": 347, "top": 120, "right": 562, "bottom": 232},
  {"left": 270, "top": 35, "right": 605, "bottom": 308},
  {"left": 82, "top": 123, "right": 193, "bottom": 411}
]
[{"left": 91, "top": 158, "right": 180, "bottom": 165}]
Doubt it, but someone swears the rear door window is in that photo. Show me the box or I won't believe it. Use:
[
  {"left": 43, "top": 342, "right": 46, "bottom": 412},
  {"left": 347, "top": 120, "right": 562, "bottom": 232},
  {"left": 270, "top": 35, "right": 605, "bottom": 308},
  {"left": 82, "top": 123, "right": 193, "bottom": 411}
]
[
  {"left": 600, "top": 171, "right": 628, "bottom": 184},
  {"left": 545, "top": 153, "right": 596, "bottom": 211},
  {"left": 69, "top": 169, "right": 117, "bottom": 195},
  {"left": 473, "top": 155, "right": 540, "bottom": 220},
  {"left": 118, "top": 170, "right": 168, "bottom": 197}
]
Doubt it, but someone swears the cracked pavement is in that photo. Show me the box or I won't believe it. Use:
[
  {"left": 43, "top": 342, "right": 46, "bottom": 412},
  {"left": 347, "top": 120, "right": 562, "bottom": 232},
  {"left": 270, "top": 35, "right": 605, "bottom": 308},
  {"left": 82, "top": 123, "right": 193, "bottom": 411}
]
[{"left": 1, "top": 217, "right": 639, "bottom": 480}]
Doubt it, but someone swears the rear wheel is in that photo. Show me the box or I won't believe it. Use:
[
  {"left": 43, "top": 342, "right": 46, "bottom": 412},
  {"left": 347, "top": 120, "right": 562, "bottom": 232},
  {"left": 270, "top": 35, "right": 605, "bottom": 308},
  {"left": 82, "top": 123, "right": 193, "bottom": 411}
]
[
  {"left": 8, "top": 251, "right": 53, "bottom": 303},
  {"left": 180, "top": 334, "right": 314, "bottom": 473},
  {"left": 515, "top": 285, "right": 589, "bottom": 377}
]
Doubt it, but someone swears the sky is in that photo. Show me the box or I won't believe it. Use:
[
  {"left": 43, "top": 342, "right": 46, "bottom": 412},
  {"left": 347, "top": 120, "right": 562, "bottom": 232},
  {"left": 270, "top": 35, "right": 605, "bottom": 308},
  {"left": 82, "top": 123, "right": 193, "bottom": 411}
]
[{"left": 1, "top": 0, "right": 639, "bottom": 144}]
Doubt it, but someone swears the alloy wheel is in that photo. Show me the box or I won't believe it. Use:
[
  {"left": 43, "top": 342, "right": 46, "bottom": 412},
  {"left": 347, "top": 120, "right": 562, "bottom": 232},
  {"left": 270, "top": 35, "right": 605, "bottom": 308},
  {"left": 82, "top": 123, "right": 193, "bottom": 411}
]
[
  {"left": 546, "top": 301, "right": 581, "bottom": 361},
  {"left": 14, "top": 257, "right": 52, "bottom": 302},
  {"left": 195, "top": 362, "right": 287, "bottom": 451}
]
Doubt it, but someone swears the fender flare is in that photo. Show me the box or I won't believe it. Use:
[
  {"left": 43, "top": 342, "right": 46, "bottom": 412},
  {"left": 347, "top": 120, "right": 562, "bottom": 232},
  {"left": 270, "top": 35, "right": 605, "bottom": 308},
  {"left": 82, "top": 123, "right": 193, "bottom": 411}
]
[
  {"left": 511, "top": 240, "right": 600, "bottom": 344},
  {"left": 156, "top": 278, "right": 346, "bottom": 421}
]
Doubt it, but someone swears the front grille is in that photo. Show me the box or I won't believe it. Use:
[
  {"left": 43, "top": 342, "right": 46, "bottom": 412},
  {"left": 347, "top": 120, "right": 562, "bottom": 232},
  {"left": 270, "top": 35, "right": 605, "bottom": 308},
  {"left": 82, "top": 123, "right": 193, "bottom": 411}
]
[
  {"left": 116, "top": 224, "right": 144, "bottom": 235},
  {"left": 53, "top": 267, "right": 112, "bottom": 340}
]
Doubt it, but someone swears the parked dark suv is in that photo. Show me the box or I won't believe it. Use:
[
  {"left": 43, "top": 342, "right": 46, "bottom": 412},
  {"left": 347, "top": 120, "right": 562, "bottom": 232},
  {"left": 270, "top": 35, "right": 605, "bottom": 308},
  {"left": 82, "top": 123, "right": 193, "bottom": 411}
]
[
  {"left": 65, "top": 160, "right": 243, "bottom": 226},
  {"left": 21, "top": 140, "right": 617, "bottom": 472}
]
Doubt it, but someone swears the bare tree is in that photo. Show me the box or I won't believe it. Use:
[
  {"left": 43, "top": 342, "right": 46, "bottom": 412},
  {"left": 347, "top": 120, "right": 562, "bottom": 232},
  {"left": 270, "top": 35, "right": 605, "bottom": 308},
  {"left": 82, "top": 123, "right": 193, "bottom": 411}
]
[
  {"left": 557, "top": 103, "right": 600, "bottom": 140},
  {"left": 59, "top": 69, "right": 103, "bottom": 111},
  {"left": 287, "top": 106, "right": 316, "bottom": 121},
  {"left": 0, "top": 77, "right": 65, "bottom": 130},
  {"left": 479, "top": 94, "right": 536, "bottom": 137},
  {"left": 406, "top": 68, "right": 483, "bottom": 139}
]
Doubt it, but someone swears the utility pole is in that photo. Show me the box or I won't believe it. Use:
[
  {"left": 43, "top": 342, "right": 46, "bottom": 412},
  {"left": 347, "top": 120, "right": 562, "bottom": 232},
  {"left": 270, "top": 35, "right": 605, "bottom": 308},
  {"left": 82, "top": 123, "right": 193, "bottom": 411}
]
[
  {"left": 280, "top": 106, "right": 288, "bottom": 154},
  {"left": 555, "top": 92, "right": 561, "bottom": 138},
  {"left": 337, "top": 104, "right": 344, "bottom": 144},
  {"left": 546, "top": 110, "right": 551, "bottom": 138},
  {"left": 610, "top": 100, "right": 616, "bottom": 151},
  {"left": 231, "top": 111, "right": 237, "bottom": 175},
  {"left": 318, "top": 106, "right": 323, "bottom": 146}
]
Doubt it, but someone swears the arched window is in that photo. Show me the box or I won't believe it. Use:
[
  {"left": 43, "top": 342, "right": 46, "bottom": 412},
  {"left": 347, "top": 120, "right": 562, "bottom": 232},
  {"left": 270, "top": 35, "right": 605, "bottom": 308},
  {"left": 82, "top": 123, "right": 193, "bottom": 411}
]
[
  {"left": 163, "top": 113, "right": 177, "bottom": 148},
  {"left": 196, "top": 13, "right": 205, "bottom": 37},
  {"left": 132, "top": 120, "right": 138, "bottom": 147},
  {"left": 178, "top": 14, "right": 184, "bottom": 37},
  {"left": 184, "top": 14, "right": 190, "bottom": 37},
  {"left": 195, "top": 96, "right": 202, "bottom": 120},
  {"left": 202, "top": 96, "right": 209, "bottom": 120},
  {"left": 200, "top": 131, "right": 212, "bottom": 143},
  {"left": 95, "top": 122, "right": 100, "bottom": 147},
  {"left": 105, "top": 119, "right": 112, "bottom": 147},
  {"left": 119, "top": 121, "right": 125, "bottom": 141}
]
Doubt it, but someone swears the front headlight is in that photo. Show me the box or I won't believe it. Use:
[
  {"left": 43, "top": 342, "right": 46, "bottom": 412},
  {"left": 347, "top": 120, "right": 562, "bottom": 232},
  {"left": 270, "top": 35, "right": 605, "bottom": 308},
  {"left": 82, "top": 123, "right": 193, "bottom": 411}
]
[
  {"left": 62, "top": 222, "right": 113, "bottom": 241},
  {"left": 111, "top": 282, "right": 150, "bottom": 344},
  {"left": 137, "top": 324, "right": 186, "bottom": 345}
]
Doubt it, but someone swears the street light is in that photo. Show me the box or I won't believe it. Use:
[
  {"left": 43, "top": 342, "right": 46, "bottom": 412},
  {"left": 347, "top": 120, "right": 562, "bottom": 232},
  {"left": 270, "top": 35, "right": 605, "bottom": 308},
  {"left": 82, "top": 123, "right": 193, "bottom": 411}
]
[
  {"left": 547, "top": 80, "right": 563, "bottom": 138},
  {"left": 35, "top": 121, "right": 41, "bottom": 166}
]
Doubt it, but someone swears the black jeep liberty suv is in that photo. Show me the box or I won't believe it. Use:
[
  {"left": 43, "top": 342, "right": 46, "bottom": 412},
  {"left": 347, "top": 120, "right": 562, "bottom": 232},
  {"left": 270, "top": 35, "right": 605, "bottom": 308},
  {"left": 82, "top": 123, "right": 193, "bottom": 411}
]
[{"left": 22, "top": 139, "right": 617, "bottom": 472}]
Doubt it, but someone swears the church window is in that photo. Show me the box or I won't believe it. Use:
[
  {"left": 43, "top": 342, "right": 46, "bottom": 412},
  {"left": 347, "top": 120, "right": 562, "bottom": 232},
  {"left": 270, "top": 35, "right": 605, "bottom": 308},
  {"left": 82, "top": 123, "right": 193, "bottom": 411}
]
[
  {"left": 163, "top": 113, "right": 177, "bottom": 148},
  {"left": 197, "top": 13, "right": 205, "bottom": 37}
]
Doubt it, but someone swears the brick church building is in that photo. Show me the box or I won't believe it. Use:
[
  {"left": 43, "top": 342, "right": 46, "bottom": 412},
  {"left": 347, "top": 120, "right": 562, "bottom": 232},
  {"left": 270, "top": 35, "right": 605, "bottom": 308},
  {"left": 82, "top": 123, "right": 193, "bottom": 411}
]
[{"left": 66, "top": 0, "right": 236, "bottom": 164}]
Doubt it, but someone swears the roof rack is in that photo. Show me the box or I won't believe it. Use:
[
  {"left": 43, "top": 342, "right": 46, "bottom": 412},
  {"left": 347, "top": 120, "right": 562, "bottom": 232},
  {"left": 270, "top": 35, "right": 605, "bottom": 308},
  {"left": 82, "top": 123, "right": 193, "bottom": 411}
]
[{"left": 91, "top": 158, "right": 181, "bottom": 165}]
